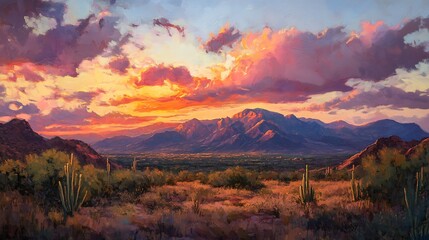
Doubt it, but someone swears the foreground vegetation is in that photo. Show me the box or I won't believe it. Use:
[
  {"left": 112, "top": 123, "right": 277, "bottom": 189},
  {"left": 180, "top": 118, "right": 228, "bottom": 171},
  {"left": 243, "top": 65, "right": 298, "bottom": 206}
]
[{"left": 0, "top": 147, "right": 428, "bottom": 239}]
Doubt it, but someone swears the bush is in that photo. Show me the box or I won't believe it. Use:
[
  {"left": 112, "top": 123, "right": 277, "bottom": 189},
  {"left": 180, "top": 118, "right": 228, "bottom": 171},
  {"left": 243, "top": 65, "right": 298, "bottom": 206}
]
[
  {"left": 81, "top": 164, "right": 107, "bottom": 198},
  {"left": 361, "top": 148, "right": 422, "bottom": 203},
  {"left": 176, "top": 170, "right": 197, "bottom": 182},
  {"left": 278, "top": 171, "right": 300, "bottom": 183},
  {"left": 143, "top": 168, "right": 176, "bottom": 186},
  {"left": 0, "top": 191, "right": 48, "bottom": 239},
  {"left": 0, "top": 159, "right": 27, "bottom": 192},
  {"left": 26, "top": 150, "right": 79, "bottom": 194},
  {"left": 111, "top": 170, "right": 150, "bottom": 194},
  {"left": 207, "top": 167, "right": 264, "bottom": 190}
]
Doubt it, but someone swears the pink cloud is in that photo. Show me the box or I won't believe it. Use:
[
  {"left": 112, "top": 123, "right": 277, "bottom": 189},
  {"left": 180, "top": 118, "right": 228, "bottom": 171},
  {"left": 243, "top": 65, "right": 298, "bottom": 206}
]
[
  {"left": 153, "top": 18, "right": 185, "bottom": 37},
  {"left": 135, "top": 64, "right": 194, "bottom": 87},
  {"left": 108, "top": 56, "right": 130, "bottom": 74},
  {"left": 302, "top": 87, "right": 429, "bottom": 111},
  {"left": 0, "top": 1, "right": 124, "bottom": 77},
  {"left": 189, "top": 17, "right": 429, "bottom": 104},
  {"left": 204, "top": 25, "right": 241, "bottom": 53}
]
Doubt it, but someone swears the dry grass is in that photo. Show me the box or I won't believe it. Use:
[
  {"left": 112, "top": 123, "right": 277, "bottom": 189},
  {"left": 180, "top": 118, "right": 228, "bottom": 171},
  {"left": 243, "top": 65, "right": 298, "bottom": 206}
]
[{"left": 0, "top": 179, "right": 410, "bottom": 239}]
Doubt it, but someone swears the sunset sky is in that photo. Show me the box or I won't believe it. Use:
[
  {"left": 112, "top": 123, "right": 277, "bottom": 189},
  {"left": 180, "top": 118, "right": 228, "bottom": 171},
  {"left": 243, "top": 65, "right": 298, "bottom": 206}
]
[{"left": 1, "top": 0, "right": 429, "bottom": 142}]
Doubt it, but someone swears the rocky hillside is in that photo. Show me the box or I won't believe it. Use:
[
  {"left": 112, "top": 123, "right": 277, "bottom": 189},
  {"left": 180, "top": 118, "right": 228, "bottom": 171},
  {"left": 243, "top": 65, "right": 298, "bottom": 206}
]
[
  {"left": 0, "top": 119, "right": 106, "bottom": 167},
  {"left": 338, "top": 136, "right": 429, "bottom": 169}
]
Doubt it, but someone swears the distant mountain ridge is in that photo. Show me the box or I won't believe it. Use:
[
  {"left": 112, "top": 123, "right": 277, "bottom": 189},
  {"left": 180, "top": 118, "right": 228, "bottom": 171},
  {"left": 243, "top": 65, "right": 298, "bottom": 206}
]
[
  {"left": 93, "top": 108, "right": 429, "bottom": 154},
  {"left": 0, "top": 119, "right": 106, "bottom": 167}
]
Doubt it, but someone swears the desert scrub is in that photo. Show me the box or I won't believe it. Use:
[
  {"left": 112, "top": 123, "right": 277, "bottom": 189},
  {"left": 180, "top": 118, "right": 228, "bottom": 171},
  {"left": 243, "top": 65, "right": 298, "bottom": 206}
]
[
  {"left": 0, "top": 191, "right": 48, "bottom": 239},
  {"left": 190, "top": 188, "right": 211, "bottom": 216},
  {"left": 81, "top": 164, "right": 107, "bottom": 199},
  {"left": 143, "top": 168, "right": 176, "bottom": 186},
  {"left": 111, "top": 169, "right": 151, "bottom": 194},
  {"left": 207, "top": 166, "right": 264, "bottom": 190},
  {"left": 0, "top": 159, "right": 27, "bottom": 191},
  {"left": 361, "top": 148, "right": 423, "bottom": 203},
  {"left": 26, "top": 150, "right": 80, "bottom": 196}
]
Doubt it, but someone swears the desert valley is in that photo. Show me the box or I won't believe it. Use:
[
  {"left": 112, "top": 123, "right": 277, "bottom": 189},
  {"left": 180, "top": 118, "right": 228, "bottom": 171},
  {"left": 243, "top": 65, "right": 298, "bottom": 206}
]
[
  {"left": 1, "top": 108, "right": 429, "bottom": 239},
  {"left": 1, "top": 0, "right": 429, "bottom": 239}
]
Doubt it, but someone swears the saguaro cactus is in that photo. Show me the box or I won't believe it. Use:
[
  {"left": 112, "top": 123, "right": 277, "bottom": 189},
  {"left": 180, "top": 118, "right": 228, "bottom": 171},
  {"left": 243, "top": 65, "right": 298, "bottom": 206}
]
[
  {"left": 404, "top": 167, "right": 429, "bottom": 239},
  {"left": 131, "top": 157, "right": 137, "bottom": 173},
  {"left": 350, "top": 165, "right": 363, "bottom": 201},
  {"left": 325, "top": 166, "right": 332, "bottom": 176},
  {"left": 58, "top": 153, "right": 87, "bottom": 219},
  {"left": 299, "top": 165, "right": 315, "bottom": 205},
  {"left": 106, "top": 157, "right": 111, "bottom": 184}
]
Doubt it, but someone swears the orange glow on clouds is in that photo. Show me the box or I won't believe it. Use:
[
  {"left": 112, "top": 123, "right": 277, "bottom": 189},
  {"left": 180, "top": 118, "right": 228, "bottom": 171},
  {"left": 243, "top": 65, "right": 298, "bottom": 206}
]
[{"left": 0, "top": 5, "right": 428, "bottom": 140}]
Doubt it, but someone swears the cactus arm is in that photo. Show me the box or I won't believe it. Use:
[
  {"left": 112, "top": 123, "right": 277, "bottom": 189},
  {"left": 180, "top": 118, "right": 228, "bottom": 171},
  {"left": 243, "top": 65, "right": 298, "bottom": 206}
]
[
  {"left": 74, "top": 174, "right": 82, "bottom": 209},
  {"left": 71, "top": 167, "right": 75, "bottom": 214},
  {"left": 77, "top": 190, "right": 87, "bottom": 210},
  {"left": 58, "top": 181, "right": 67, "bottom": 211}
]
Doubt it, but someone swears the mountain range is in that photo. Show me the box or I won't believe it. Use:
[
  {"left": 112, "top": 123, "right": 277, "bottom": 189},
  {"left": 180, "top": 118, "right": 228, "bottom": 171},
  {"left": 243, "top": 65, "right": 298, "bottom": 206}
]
[
  {"left": 0, "top": 119, "right": 106, "bottom": 167},
  {"left": 93, "top": 108, "right": 429, "bottom": 154}
]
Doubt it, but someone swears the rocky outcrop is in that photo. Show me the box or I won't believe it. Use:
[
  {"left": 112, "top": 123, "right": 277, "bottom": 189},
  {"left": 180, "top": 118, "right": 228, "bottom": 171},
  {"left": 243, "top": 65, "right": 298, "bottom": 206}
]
[
  {"left": 0, "top": 119, "right": 106, "bottom": 167},
  {"left": 338, "top": 136, "right": 424, "bottom": 169}
]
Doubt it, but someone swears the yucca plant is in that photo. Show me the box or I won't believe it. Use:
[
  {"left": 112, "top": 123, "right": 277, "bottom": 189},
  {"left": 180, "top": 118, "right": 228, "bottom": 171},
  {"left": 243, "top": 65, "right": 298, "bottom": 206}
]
[
  {"left": 58, "top": 153, "right": 88, "bottom": 221},
  {"left": 350, "top": 165, "right": 363, "bottom": 201},
  {"left": 404, "top": 167, "right": 429, "bottom": 240},
  {"left": 299, "top": 165, "right": 315, "bottom": 206}
]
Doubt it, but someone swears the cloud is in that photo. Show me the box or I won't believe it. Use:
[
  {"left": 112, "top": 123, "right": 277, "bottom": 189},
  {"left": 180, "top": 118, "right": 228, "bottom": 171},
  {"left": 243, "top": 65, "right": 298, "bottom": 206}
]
[
  {"left": 189, "top": 18, "right": 429, "bottom": 103},
  {"left": 0, "top": 84, "right": 5, "bottom": 97},
  {"left": 302, "top": 87, "right": 429, "bottom": 111},
  {"left": 153, "top": 18, "right": 185, "bottom": 37},
  {"left": 25, "top": 107, "right": 158, "bottom": 140},
  {"left": 0, "top": 101, "right": 40, "bottom": 117},
  {"left": 102, "top": 17, "right": 429, "bottom": 114},
  {"left": 204, "top": 24, "right": 241, "bottom": 53},
  {"left": 0, "top": 1, "right": 123, "bottom": 77},
  {"left": 135, "top": 64, "right": 194, "bottom": 87},
  {"left": 108, "top": 56, "right": 130, "bottom": 74}
]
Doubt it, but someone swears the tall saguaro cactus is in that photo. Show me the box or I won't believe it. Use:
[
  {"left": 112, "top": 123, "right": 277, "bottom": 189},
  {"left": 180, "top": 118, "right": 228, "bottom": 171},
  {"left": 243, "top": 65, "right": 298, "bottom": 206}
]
[
  {"left": 404, "top": 167, "right": 428, "bottom": 240},
  {"left": 58, "top": 153, "right": 87, "bottom": 220},
  {"left": 131, "top": 157, "right": 137, "bottom": 173},
  {"left": 350, "top": 165, "right": 363, "bottom": 201},
  {"left": 106, "top": 157, "right": 111, "bottom": 185},
  {"left": 299, "top": 165, "right": 315, "bottom": 205}
]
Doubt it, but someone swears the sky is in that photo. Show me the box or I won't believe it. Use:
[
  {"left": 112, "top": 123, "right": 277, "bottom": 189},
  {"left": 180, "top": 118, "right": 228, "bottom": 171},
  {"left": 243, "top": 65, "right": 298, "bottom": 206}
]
[{"left": 0, "top": 0, "right": 429, "bottom": 142}]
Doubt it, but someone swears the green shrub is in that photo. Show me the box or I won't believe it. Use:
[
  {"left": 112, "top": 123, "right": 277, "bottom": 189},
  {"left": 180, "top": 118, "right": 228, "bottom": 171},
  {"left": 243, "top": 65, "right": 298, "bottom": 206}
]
[
  {"left": 0, "top": 159, "right": 27, "bottom": 191},
  {"left": 111, "top": 170, "right": 150, "bottom": 194},
  {"left": 26, "top": 150, "right": 79, "bottom": 193},
  {"left": 361, "top": 148, "right": 421, "bottom": 203},
  {"left": 207, "top": 167, "right": 264, "bottom": 190},
  {"left": 81, "top": 164, "right": 107, "bottom": 198},
  {"left": 278, "top": 171, "right": 300, "bottom": 183},
  {"left": 143, "top": 168, "right": 176, "bottom": 186},
  {"left": 176, "top": 170, "right": 197, "bottom": 182},
  {"left": 195, "top": 172, "right": 209, "bottom": 184},
  {"left": 258, "top": 171, "right": 280, "bottom": 181}
]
